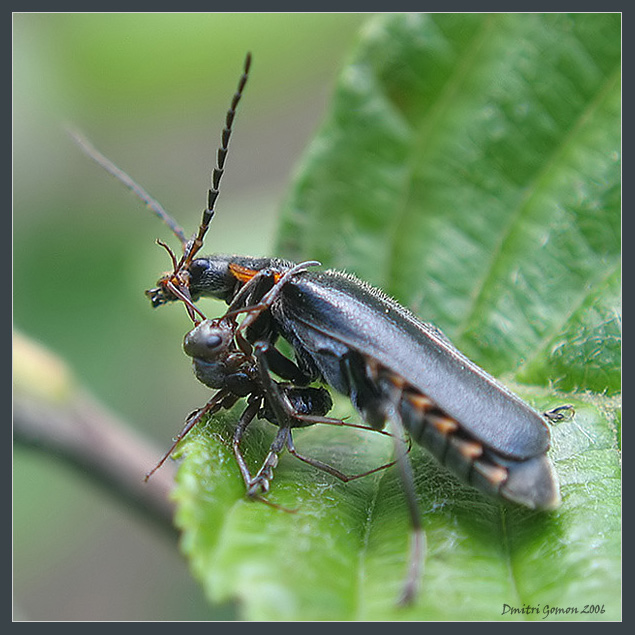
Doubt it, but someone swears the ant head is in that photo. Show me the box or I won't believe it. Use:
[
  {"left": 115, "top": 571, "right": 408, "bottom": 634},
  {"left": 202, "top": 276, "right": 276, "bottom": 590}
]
[{"left": 182, "top": 317, "right": 236, "bottom": 362}]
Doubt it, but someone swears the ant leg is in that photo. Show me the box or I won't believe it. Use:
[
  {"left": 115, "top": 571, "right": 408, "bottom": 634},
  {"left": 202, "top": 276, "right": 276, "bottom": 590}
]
[
  {"left": 251, "top": 341, "right": 312, "bottom": 426},
  {"left": 234, "top": 327, "right": 253, "bottom": 356},
  {"left": 251, "top": 341, "right": 348, "bottom": 429},
  {"left": 285, "top": 411, "right": 416, "bottom": 448},
  {"left": 161, "top": 275, "right": 207, "bottom": 324},
  {"left": 234, "top": 326, "right": 315, "bottom": 386},
  {"left": 145, "top": 389, "right": 238, "bottom": 481}
]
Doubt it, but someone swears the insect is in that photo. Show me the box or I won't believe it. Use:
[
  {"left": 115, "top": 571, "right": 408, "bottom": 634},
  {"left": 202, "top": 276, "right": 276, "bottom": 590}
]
[
  {"left": 73, "top": 52, "right": 571, "bottom": 604},
  {"left": 145, "top": 304, "right": 402, "bottom": 505}
]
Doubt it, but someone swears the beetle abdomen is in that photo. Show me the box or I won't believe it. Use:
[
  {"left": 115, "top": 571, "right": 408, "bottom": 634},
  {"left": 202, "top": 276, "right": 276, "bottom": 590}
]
[
  {"left": 278, "top": 272, "right": 551, "bottom": 461},
  {"left": 371, "top": 362, "right": 561, "bottom": 510}
]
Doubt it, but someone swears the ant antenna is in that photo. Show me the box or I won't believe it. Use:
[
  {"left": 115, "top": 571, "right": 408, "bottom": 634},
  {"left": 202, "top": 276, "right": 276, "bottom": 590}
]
[{"left": 67, "top": 127, "right": 187, "bottom": 245}]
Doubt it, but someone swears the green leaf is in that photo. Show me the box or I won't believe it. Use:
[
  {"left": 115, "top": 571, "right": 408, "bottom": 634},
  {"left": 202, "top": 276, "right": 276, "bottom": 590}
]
[{"left": 173, "top": 14, "right": 621, "bottom": 620}]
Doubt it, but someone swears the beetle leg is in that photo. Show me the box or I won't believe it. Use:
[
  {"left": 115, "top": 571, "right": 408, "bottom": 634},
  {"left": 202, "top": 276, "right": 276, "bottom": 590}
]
[
  {"left": 306, "top": 418, "right": 414, "bottom": 451},
  {"left": 382, "top": 383, "right": 426, "bottom": 606},
  {"left": 230, "top": 397, "right": 296, "bottom": 513},
  {"left": 340, "top": 353, "right": 386, "bottom": 429},
  {"left": 262, "top": 345, "right": 313, "bottom": 385},
  {"left": 228, "top": 260, "right": 320, "bottom": 318},
  {"left": 226, "top": 268, "right": 276, "bottom": 315},
  {"left": 231, "top": 396, "right": 262, "bottom": 488},
  {"left": 341, "top": 353, "right": 425, "bottom": 601},
  {"left": 246, "top": 426, "right": 291, "bottom": 496},
  {"left": 226, "top": 260, "right": 320, "bottom": 338},
  {"left": 285, "top": 432, "right": 402, "bottom": 482},
  {"left": 255, "top": 342, "right": 416, "bottom": 484}
]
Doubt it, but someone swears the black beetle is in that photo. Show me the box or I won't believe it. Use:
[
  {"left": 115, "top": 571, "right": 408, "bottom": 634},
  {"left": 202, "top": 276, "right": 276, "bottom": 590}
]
[
  {"left": 150, "top": 249, "right": 568, "bottom": 603},
  {"left": 177, "top": 254, "right": 563, "bottom": 510},
  {"left": 74, "top": 53, "right": 570, "bottom": 604}
]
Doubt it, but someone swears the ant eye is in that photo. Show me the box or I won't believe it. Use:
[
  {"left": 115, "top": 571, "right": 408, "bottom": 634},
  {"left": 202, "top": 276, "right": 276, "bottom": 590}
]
[
  {"left": 183, "top": 319, "right": 233, "bottom": 360},
  {"left": 205, "top": 334, "right": 223, "bottom": 349}
]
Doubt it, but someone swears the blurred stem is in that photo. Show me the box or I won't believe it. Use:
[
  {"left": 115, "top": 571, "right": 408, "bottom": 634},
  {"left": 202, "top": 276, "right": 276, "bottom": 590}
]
[{"left": 13, "top": 331, "right": 178, "bottom": 539}]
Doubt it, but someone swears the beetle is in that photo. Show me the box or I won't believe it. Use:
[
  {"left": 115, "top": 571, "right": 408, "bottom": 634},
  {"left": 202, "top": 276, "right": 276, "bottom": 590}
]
[
  {"left": 174, "top": 254, "right": 565, "bottom": 507},
  {"left": 73, "top": 52, "right": 571, "bottom": 604},
  {"left": 153, "top": 252, "right": 571, "bottom": 602}
]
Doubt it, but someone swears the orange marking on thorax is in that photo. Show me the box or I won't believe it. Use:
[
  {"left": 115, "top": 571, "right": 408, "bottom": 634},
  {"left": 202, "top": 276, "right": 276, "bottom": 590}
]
[{"left": 229, "top": 263, "right": 282, "bottom": 284}]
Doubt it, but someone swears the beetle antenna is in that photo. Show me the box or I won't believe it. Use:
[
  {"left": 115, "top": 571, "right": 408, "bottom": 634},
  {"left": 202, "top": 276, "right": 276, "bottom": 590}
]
[
  {"left": 67, "top": 126, "right": 187, "bottom": 245},
  {"left": 178, "top": 52, "right": 252, "bottom": 270},
  {"left": 145, "top": 53, "right": 252, "bottom": 311}
]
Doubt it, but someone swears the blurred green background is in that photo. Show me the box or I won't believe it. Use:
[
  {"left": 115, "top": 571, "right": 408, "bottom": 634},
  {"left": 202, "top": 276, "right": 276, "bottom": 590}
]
[{"left": 13, "top": 13, "right": 367, "bottom": 620}]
